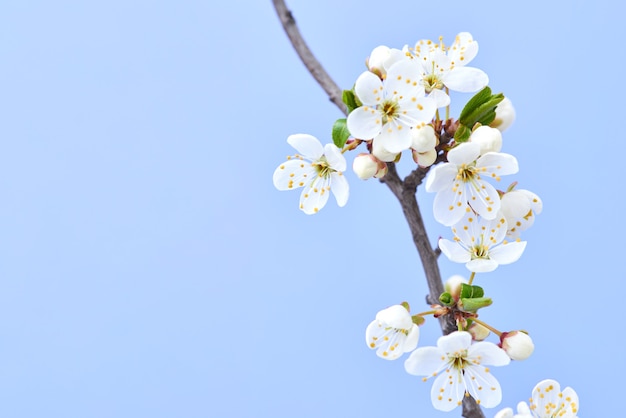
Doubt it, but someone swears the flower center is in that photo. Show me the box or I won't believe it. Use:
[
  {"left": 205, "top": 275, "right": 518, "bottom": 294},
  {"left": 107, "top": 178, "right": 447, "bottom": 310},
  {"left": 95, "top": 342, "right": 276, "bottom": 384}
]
[
  {"left": 423, "top": 73, "right": 443, "bottom": 93},
  {"left": 312, "top": 156, "right": 333, "bottom": 178},
  {"left": 448, "top": 351, "right": 469, "bottom": 370},
  {"left": 380, "top": 99, "right": 399, "bottom": 125},
  {"left": 470, "top": 244, "right": 489, "bottom": 260},
  {"left": 458, "top": 164, "right": 478, "bottom": 182}
]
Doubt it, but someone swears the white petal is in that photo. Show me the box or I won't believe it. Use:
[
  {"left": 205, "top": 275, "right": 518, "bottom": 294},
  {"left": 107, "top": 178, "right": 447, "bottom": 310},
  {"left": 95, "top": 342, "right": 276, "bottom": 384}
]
[
  {"left": 346, "top": 106, "right": 381, "bottom": 140},
  {"left": 444, "top": 67, "right": 489, "bottom": 92},
  {"left": 466, "top": 258, "right": 498, "bottom": 273},
  {"left": 519, "top": 189, "right": 543, "bottom": 215},
  {"left": 466, "top": 180, "right": 500, "bottom": 220},
  {"left": 411, "top": 124, "right": 437, "bottom": 152},
  {"left": 273, "top": 159, "right": 314, "bottom": 191},
  {"left": 404, "top": 346, "right": 446, "bottom": 376},
  {"left": 438, "top": 331, "right": 471, "bottom": 353},
  {"left": 375, "top": 122, "right": 412, "bottom": 153},
  {"left": 439, "top": 239, "right": 471, "bottom": 264},
  {"left": 494, "top": 407, "right": 514, "bottom": 418},
  {"left": 489, "top": 241, "right": 527, "bottom": 265},
  {"left": 425, "top": 163, "right": 458, "bottom": 192},
  {"left": 404, "top": 324, "right": 420, "bottom": 352},
  {"left": 323, "top": 143, "right": 346, "bottom": 172},
  {"left": 428, "top": 88, "right": 450, "bottom": 108},
  {"left": 464, "top": 364, "right": 503, "bottom": 408},
  {"left": 330, "top": 172, "right": 349, "bottom": 207},
  {"left": 477, "top": 152, "right": 519, "bottom": 176},
  {"left": 448, "top": 32, "right": 479, "bottom": 66},
  {"left": 353, "top": 70, "right": 384, "bottom": 105},
  {"left": 384, "top": 59, "right": 424, "bottom": 97},
  {"left": 287, "top": 134, "right": 324, "bottom": 160},
  {"left": 468, "top": 341, "right": 511, "bottom": 367},
  {"left": 430, "top": 369, "right": 466, "bottom": 412},
  {"left": 433, "top": 187, "right": 468, "bottom": 226},
  {"left": 532, "top": 379, "right": 563, "bottom": 417},
  {"left": 447, "top": 142, "right": 481, "bottom": 165},
  {"left": 376, "top": 304, "right": 412, "bottom": 329},
  {"left": 299, "top": 176, "right": 330, "bottom": 214},
  {"left": 561, "top": 386, "right": 579, "bottom": 417}
]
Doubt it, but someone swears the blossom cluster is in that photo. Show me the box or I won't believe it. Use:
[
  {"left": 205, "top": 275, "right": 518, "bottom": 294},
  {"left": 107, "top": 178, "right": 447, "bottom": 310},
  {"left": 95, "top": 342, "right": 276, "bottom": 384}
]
[{"left": 272, "top": 31, "right": 569, "bottom": 416}]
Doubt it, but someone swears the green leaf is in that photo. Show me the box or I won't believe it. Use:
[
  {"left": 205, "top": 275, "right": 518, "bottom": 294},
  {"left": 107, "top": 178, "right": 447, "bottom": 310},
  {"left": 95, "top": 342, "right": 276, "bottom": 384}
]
[
  {"left": 332, "top": 118, "right": 350, "bottom": 149},
  {"left": 459, "top": 297, "right": 492, "bottom": 312},
  {"left": 342, "top": 89, "right": 361, "bottom": 114},
  {"left": 459, "top": 86, "right": 492, "bottom": 122},
  {"left": 459, "top": 283, "right": 484, "bottom": 299}
]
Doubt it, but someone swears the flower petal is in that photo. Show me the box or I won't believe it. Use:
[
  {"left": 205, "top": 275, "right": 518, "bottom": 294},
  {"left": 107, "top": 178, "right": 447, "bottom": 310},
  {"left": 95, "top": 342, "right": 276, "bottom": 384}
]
[
  {"left": 466, "top": 258, "right": 498, "bottom": 273},
  {"left": 287, "top": 134, "right": 323, "bottom": 160},
  {"left": 346, "top": 106, "right": 381, "bottom": 140},
  {"left": 466, "top": 180, "right": 500, "bottom": 220},
  {"left": 464, "top": 364, "right": 503, "bottom": 408},
  {"left": 353, "top": 70, "right": 384, "bottom": 106},
  {"left": 299, "top": 176, "right": 330, "bottom": 214},
  {"left": 375, "top": 122, "right": 412, "bottom": 153},
  {"left": 438, "top": 331, "right": 471, "bottom": 353},
  {"left": 323, "top": 143, "right": 346, "bottom": 172},
  {"left": 448, "top": 142, "right": 481, "bottom": 165},
  {"left": 384, "top": 59, "right": 425, "bottom": 97},
  {"left": 468, "top": 341, "right": 511, "bottom": 367},
  {"left": 433, "top": 188, "right": 468, "bottom": 226},
  {"left": 430, "top": 369, "right": 466, "bottom": 412},
  {"left": 330, "top": 172, "right": 349, "bottom": 207},
  {"left": 273, "top": 159, "right": 314, "bottom": 191},
  {"left": 404, "top": 346, "right": 446, "bottom": 376},
  {"left": 425, "top": 163, "right": 458, "bottom": 192},
  {"left": 445, "top": 67, "right": 488, "bottom": 92},
  {"left": 489, "top": 241, "right": 527, "bottom": 265},
  {"left": 477, "top": 152, "right": 519, "bottom": 176},
  {"left": 439, "top": 239, "right": 471, "bottom": 264}
]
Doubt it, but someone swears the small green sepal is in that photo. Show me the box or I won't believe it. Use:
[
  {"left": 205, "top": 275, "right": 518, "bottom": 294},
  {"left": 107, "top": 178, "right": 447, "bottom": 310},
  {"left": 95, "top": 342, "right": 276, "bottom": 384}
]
[
  {"left": 439, "top": 292, "right": 453, "bottom": 306},
  {"left": 459, "top": 297, "right": 492, "bottom": 312},
  {"left": 412, "top": 315, "right": 425, "bottom": 326},
  {"left": 400, "top": 301, "right": 411, "bottom": 312},
  {"left": 455, "top": 87, "right": 505, "bottom": 143},
  {"left": 332, "top": 118, "right": 350, "bottom": 149}
]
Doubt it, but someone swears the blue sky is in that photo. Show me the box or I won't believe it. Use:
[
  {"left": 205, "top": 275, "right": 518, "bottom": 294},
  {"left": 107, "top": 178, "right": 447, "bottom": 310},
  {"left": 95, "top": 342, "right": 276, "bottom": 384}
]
[{"left": 0, "top": 0, "right": 623, "bottom": 417}]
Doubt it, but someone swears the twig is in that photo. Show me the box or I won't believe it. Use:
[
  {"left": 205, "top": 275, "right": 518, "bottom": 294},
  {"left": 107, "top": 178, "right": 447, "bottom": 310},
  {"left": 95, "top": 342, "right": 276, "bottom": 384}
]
[{"left": 272, "top": 1, "right": 484, "bottom": 416}]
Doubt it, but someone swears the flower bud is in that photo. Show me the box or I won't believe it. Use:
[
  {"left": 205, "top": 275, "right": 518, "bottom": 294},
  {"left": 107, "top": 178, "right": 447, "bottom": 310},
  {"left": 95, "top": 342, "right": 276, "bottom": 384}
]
[
  {"left": 469, "top": 125, "right": 502, "bottom": 154},
  {"left": 410, "top": 124, "right": 437, "bottom": 152},
  {"left": 372, "top": 138, "right": 399, "bottom": 162},
  {"left": 412, "top": 148, "right": 437, "bottom": 167},
  {"left": 501, "top": 190, "right": 531, "bottom": 219},
  {"left": 468, "top": 322, "right": 490, "bottom": 341},
  {"left": 490, "top": 97, "right": 516, "bottom": 132},
  {"left": 367, "top": 46, "right": 406, "bottom": 77},
  {"left": 500, "top": 330, "right": 534, "bottom": 361},
  {"left": 352, "top": 153, "right": 379, "bottom": 180},
  {"left": 444, "top": 275, "right": 467, "bottom": 301}
]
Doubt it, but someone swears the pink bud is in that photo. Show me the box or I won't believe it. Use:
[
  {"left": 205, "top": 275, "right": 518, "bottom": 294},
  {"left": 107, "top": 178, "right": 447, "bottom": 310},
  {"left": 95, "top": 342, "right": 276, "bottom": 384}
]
[{"left": 500, "top": 331, "right": 534, "bottom": 361}]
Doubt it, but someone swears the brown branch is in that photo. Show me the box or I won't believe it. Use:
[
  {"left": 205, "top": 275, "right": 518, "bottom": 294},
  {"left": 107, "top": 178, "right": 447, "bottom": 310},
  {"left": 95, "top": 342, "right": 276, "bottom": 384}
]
[
  {"left": 272, "top": 0, "right": 347, "bottom": 114},
  {"left": 272, "top": 1, "right": 484, "bottom": 416}
]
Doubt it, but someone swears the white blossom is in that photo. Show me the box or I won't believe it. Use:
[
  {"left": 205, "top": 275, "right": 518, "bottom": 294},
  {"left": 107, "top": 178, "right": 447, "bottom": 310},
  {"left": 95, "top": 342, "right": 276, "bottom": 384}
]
[
  {"left": 501, "top": 189, "right": 543, "bottom": 239},
  {"left": 365, "top": 305, "right": 419, "bottom": 360},
  {"left": 406, "top": 32, "right": 489, "bottom": 107},
  {"left": 404, "top": 331, "right": 510, "bottom": 411},
  {"left": 273, "top": 134, "right": 348, "bottom": 214},
  {"left": 438, "top": 210, "right": 527, "bottom": 273},
  {"left": 425, "top": 141, "right": 518, "bottom": 226},
  {"left": 347, "top": 60, "right": 437, "bottom": 154},
  {"left": 497, "top": 380, "right": 579, "bottom": 418},
  {"left": 530, "top": 380, "right": 579, "bottom": 417},
  {"left": 366, "top": 45, "right": 407, "bottom": 78}
]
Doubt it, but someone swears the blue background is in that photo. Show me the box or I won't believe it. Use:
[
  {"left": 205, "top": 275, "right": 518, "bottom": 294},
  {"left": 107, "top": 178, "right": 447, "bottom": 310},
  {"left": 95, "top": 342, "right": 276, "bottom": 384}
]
[{"left": 0, "top": 0, "right": 621, "bottom": 416}]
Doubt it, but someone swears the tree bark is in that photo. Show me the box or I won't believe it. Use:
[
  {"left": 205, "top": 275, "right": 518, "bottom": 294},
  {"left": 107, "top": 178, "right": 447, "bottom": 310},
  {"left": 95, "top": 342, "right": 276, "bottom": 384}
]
[{"left": 272, "top": 1, "right": 484, "bottom": 416}]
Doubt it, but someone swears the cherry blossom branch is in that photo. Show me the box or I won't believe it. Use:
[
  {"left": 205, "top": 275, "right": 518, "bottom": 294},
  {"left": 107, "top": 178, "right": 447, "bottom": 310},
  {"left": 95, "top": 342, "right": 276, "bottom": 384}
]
[{"left": 272, "top": 1, "right": 483, "bottom": 416}]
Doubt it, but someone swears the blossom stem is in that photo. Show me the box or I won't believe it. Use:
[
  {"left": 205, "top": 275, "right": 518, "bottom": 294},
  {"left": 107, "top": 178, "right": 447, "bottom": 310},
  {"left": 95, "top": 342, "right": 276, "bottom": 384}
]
[
  {"left": 467, "top": 271, "right": 476, "bottom": 285},
  {"left": 415, "top": 309, "right": 437, "bottom": 316},
  {"left": 471, "top": 317, "right": 502, "bottom": 337}
]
